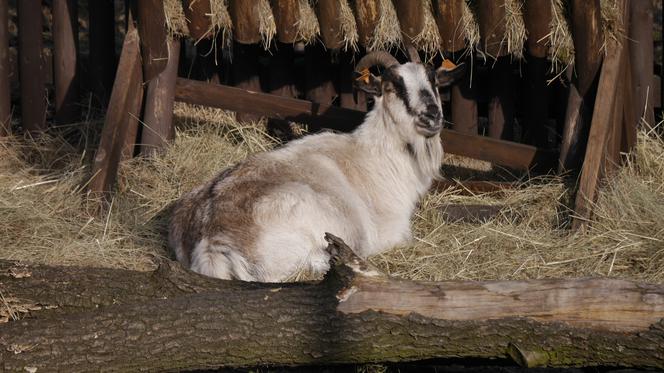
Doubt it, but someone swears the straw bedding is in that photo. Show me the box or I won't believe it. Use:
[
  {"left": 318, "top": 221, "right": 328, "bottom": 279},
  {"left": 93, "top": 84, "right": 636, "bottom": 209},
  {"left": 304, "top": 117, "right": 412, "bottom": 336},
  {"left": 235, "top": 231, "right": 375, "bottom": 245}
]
[{"left": 1, "top": 105, "right": 662, "bottom": 283}]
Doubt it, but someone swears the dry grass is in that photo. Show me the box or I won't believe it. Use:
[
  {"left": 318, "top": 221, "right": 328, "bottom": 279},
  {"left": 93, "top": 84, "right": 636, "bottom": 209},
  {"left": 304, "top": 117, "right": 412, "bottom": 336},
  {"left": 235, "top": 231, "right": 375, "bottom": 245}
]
[
  {"left": 164, "top": 0, "right": 190, "bottom": 37},
  {"left": 1, "top": 105, "right": 662, "bottom": 285},
  {"left": 504, "top": 0, "right": 526, "bottom": 59},
  {"left": 366, "top": 0, "right": 402, "bottom": 52},
  {"left": 549, "top": 0, "right": 575, "bottom": 75},
  {"left": 338, "top": 0, "right": 359, "bottom": 52},
  {"left": 296, "top": 0, "right": 320, "bottom": 45},
  {"left": 412, "top": 0, "right": 441, "bottom": 60},
  {"left": 461, "top": 0, "right": 481, "bottom": 53},
  {"left": 257, "top": 0, "right": 277, "bottom": 49}
]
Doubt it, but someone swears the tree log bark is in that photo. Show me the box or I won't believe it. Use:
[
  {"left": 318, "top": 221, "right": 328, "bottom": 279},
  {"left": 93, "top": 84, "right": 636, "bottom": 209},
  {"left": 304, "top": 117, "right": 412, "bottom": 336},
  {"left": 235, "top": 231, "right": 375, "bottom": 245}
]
[{"left": 2, "top": 235, "right": 663, "bottom": 371}]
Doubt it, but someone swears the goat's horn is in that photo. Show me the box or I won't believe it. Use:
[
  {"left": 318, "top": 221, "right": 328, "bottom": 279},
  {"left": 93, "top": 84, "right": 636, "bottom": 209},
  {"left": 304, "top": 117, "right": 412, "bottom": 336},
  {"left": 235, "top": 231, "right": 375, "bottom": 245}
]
[
  {"left": 403, "top": 39, "right": 421, "bottom": 63},
  {"left": 355, "top": 51, "right": 399, "bottom": 72}
]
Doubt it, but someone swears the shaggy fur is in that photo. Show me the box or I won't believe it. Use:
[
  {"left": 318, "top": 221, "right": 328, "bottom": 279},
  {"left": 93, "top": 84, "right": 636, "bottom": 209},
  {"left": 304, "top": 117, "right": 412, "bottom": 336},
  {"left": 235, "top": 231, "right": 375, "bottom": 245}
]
[{"left": 169, "top": 61, "right": 463, "bottom": 282}]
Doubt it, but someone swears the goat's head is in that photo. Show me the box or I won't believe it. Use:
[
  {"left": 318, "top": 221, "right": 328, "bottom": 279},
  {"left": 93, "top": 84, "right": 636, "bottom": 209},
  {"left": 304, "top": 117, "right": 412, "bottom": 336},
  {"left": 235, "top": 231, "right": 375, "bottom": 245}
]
[{"left": 354, "top": 49, "right": 466, "bottom": 139}]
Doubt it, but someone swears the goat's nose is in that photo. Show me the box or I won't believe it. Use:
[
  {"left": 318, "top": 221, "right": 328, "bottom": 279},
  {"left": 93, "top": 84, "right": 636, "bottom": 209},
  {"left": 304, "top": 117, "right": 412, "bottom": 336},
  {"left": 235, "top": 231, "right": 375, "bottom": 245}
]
[{"left": 422, "top": 104, "right": 441, "bottom": 121}]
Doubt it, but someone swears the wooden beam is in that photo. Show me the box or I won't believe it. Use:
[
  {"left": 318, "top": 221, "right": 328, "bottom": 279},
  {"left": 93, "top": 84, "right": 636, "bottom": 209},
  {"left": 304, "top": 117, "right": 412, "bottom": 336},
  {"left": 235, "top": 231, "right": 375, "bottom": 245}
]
[
  {"left": 137, "top": 0, "right": 168, "bottom": 81},
  {"left": 476, "top": 0, "right": 507, "bottom": 58},
  {"left": 228, "top": 0, "right": 261, "bottom": 44},
  {"left": 628, "top": 0, "right": 655, "bottom": 128},
  {"left": 0, "top": 0, "right": 10, "bottom": 135},
  {"left": 174, "top": 78, "right": 555, "bottom": 170},
  {"left": 573, "top": 22, "right": 627, "bottom": 229},
  {"left": 450, "top": 53, "right": 478, "bottom": 135},
  {"left": 89, "top": 28, "right": 144, "bottom": 196},
  {"left": 18, "top": 0, "right": 47, "bottom": 134},
  {"left": 559, "top": 0, "right": 603, "bottom": 172},
  {"left": 316, "top": 0, "right": 344, "bottom": 49},
  {"left": 271, "top": 0, "right": 300, "bottom": 44},
  {"left": 353, "top": 0, "right": 380, "bottom": 49},
  {"left": 53, "top": 0, "right": 79, "bottom": 124},
  {"left": 523, "top": 0, "right": 551, "bottom": 59},
  {"left": 88, "top": 0, "right": 116, "bottom": 107},
  {"left": 393, "top": 0, "right": 424, "bottom": 41}
]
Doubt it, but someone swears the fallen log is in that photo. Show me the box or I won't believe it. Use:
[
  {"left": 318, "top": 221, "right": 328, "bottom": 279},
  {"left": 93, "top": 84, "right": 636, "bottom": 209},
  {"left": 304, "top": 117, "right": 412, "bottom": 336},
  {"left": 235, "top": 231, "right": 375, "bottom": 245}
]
[{"left": 1, "top": 235, "right": 663, "bottom": 371}]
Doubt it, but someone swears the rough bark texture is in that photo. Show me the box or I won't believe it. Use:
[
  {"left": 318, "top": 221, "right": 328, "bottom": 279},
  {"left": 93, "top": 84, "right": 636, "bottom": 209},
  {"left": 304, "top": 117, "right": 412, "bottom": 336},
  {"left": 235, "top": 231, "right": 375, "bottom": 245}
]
[{"left": 1, "top": 235, "right": 663, "bottom": 372}]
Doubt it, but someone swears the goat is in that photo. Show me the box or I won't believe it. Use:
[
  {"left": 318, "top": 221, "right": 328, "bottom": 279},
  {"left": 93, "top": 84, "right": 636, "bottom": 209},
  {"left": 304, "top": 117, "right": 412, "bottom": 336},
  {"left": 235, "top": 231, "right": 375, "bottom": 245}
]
[{"left": 169, "top": 51, "right": 465, "bottom": 282}]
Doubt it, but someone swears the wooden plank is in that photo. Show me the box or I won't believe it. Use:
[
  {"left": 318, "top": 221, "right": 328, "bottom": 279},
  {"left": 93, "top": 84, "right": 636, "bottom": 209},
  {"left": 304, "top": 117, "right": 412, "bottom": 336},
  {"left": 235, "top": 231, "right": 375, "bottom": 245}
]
[
  {"left": 18, "top": 0, "right": 47, "bottom": 134},
  {"left": 353, "top": 0, "right": 380, "bottom": 48},
  {"left": 182, "top": 0, "right": 213, "bottom": 41},
  {"left": 174, "top": 78, "right": 555, "bottom": 170},
  {"left": 0, "top": 0, "right": 10, "bottom": 135},
  {"left": 573, "top": 35, "right": 626, "bottom": 229},
  {"left": 434, "top": 0, "right": 466, "bottom": 53},
  {"left": 228, "top": 0, "right": 261, "bottom": 44},
  {"left": 559, "top": 0, "right": 604, "bottom": 172},
  {"left": 53, "top": 0, "right": 79, "bottom": 124},
  {"left": 629, "top": 0, "right": 655, "bottom": 127},
  {"left": 141, "top": 38, "right": 180, "bottom": 156},
  {"left": 393, "top": 0, "right": 424, "bottom": 41},
  {"left": 89, "top": 28, "right": 143, "bottom": 196},
  {"left": 137, "top": 0, "right": 168, "bottom": 81},
  {"left": 88, "top": 0, "right": 116, "bottom": 107},
  {"left": 315, "top": 0, "right": 343, "bottom": 49},
  {"left": 271, "top": 0, "right": 299, "bottom": 44}
]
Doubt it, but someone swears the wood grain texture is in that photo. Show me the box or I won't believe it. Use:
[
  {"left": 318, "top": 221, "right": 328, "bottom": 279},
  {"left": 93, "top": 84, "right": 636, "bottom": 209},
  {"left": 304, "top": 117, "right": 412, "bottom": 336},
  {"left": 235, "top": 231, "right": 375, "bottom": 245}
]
[
  {"left": 137, "top": 0, "right": 168, "bottom": 81},
  {"left": 628, "top": 0, "right": 655, "bottom": 127},
  {"left": 174, "top": 78, "right": 555, "bottom": 170},
  {"left": 182, "top": 0, "right": 213, "bottom": 41},
  {"left": 0, "top": 235, "right": 663, "bottom": 371},
  {"left": 0, "top": 0, "right": 10, "bottom": 135},
  {"left": 394, "top": 0, "right": 424, "bottom": 40},
  {"left": 53, "top": 0, "right": 79, "bottom": 124},
  {"left": 271, "top": 0, "right": 300, "bottom": 43},
  {"left": 476, "top": 0, "right": 507, "bottom": 57},
  {"left": 88, "top": 28, "right": 143, "bottom": 195},
  {"left": 229, "top": 0, "right": 261, "bottom": 44},
  {"left": 316, "top": 0, "right": 343, "bottom": 49},
  {"left": 353, "top": 0, "right": 380, "bottom": 48},
  {"left": 17, "top": 0, "right": 47, "bottom": 133},
  {"left": 434, "top": 0, "right": 466, "bottom": 53},
  {"left": 523, "top": 0, "right": 551, "bottom": 58}
]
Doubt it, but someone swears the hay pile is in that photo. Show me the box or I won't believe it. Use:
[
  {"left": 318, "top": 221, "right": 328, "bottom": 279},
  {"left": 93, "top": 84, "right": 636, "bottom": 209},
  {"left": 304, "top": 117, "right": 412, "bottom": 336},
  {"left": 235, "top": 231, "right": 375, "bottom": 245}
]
[{"left": 1, "top": 105, "right": 662, "bottom": 284}]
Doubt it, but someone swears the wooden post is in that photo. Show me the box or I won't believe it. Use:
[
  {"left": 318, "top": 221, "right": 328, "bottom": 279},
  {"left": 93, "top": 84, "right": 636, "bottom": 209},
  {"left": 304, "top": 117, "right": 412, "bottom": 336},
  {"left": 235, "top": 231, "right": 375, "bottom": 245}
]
[
  {"left": 0, "top": 0, "right": 10, "bottom": 136},
  {"left": 89, "top": 0, "right": 116, "bottom": 107},
  {"left": 353, "top": 0, "right": 380, "bottom": 49},
  {"left": 53, "top": 0, "right": 79, "bottom": 124},
  {"left": 523, "top": 0, "right": 552, "bottom": 146},
  {"left": 559, "top": 0, "right": 603, "bottom": 172},
  {"left": 271, "top": 0, "right": 300, "bottom": 44},
  {"left": 89, "top": 28, "right": 144, "bottom": 197},
  {"left": 434, "top": 0, "right": 466, "bottom": 54},
  {"left": 339, "top": 50, "right": 366, "bottom": 111},
  {"left": 228, "top": 0, "right": 261, "bottom": 44},
  {"left": 477, "top": 0, "right": 514, "bottom": 141},
  {"left": 232, "top": 42, "right": 263, "bottom": 122},
  {"left": 573, "top": 6, "right": 627, "bottom": 229},
  {"left": 182, "top": 0, "right": 214, "bottom": 41},
  {"left": 628, "top": 0, "right": 655, "bottom": 128},
  {"left": 140, "top": 38, "right": 181, "bottom": 156},
  {"left": 316, "top": 0, "right": 344, "bottom": 49},
  {"left": 450, "top": 52, "right": 478, "bottom": 136},
  {"left": 137, "top": 0, "right": 178, "bottom": 156},
  {"left": 393, "top": 0, "right": 424, "bottom": 41},
  {"left": 18, "top": 0, "right": 47, "bottom": 134}
]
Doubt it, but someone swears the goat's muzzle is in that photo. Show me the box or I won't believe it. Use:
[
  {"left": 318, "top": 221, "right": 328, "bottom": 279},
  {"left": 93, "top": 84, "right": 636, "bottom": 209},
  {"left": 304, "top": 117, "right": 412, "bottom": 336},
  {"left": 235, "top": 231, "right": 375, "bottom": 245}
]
[{"left": 415, "top": 107, "right": 443, "bottom": 138}]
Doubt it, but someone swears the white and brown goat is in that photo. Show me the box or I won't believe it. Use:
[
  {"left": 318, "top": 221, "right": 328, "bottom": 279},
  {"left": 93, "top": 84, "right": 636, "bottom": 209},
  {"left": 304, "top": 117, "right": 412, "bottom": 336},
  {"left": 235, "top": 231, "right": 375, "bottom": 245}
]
[{"left": 169, "top": 51, "right": 465, "bottom": 282}]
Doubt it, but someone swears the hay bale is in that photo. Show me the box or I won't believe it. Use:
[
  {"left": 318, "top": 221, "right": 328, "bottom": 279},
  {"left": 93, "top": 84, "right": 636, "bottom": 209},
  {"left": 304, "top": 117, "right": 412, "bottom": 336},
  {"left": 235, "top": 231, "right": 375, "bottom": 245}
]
[{"left": 296, "top": 0, "right": 320, "bottom": 45}]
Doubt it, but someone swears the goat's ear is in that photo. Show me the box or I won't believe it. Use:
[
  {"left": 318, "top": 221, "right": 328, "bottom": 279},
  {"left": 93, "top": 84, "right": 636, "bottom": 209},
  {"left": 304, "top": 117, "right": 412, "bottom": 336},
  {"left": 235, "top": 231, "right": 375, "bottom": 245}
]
[
  {"left": 353, "top": 69, "right": 382, "bottom": 96},
  {"left": 435, "top": 61, "right": 466, "bottom": 88}
]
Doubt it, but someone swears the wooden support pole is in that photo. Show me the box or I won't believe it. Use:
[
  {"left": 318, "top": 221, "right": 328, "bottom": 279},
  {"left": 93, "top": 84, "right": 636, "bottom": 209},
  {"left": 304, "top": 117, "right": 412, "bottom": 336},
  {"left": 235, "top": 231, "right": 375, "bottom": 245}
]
[
  {"left": 316, "top": 0, "right": 344, "bottom": 49},
  {"left": 271, "top": 0, "right": 300, "bottom": 44},
  {"left": 137, "top": 0, "right": 168, "bottom": 82},
  {"left": 573, "top": 9, "right": 627, "bottom": 229},
  {"left": 523, "top": 0, "right": 552, "bottom": 147},
  {"left": 434, "top": 0, "right": 466, "bottom": 54},
  {"left": 229, "top": 0, "right": 262, "bottom": 44},
  {"left": 140, "top": 38, "right": 181, "bottom": 156},
  {"left": 0, "top": 0, "right": 10, "bottom": 135},
  {"left": 559, "top": 0, "right": 603, "bottom": 172},
  {"left": 393, "top": 0, "right": 424, "bottom": 42},
  {"left": 53, "top": 0, "right": 79, "bottom": 124},
  {"left": 629, "top": 0, "right": 655, "bottom": 128},
  {"left": 89, "top": 0, "right": 116, "bottom": 107},
  {"left": 182, "top": 0, "right": 214, "bottom": 41},
  {"left": 450, "top": 52, "right": 478, "bottom": 135},
  {"left": 174, "top": 78, "right": 556, "bottom": 170},
  {"left": 353, "top": 0, "right": 380, "bottom": 49},
  {"left": 232, "top": 42, "right": 263, "bottom": 122},
  {"left": 89, "top": 28, "right": 144, "bottom": 196},
  {"left": 17, "top": 0, "right": 47, "bottom": 134}
]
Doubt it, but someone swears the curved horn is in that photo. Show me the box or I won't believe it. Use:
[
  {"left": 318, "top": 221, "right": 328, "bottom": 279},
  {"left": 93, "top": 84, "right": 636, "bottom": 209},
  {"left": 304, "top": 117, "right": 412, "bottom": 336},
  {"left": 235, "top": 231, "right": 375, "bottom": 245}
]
[
  {"left": 403, "top": 39, "right": 421, "bottom": 63},
  {"left": 355, "top": 51, "right": 399, "bottom": 72}
]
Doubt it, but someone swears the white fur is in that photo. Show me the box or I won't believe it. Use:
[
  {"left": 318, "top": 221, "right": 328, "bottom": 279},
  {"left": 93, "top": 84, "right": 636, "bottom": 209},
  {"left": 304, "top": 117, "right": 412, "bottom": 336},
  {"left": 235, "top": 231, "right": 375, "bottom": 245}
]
[{"left": 175, "top": 63, "right": 445, "bottom": 282}]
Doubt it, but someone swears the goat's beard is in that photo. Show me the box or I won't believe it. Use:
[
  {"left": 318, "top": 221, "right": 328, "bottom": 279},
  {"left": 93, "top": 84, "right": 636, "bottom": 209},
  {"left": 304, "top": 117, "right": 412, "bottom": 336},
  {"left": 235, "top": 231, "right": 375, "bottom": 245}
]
[{"left": 411, "top": 133, "right": 444, "bottom": 181}]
